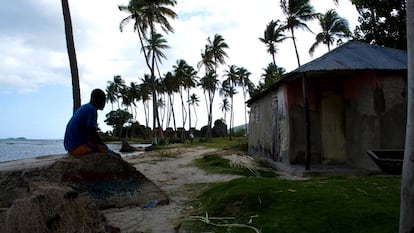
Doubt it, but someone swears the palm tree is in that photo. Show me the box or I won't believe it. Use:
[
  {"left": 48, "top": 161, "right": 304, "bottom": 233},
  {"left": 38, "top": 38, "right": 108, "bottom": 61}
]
[
  {"left": 223, "top": 65, "right": 238, "bottom": 138},
  {"left": 280, "top": 0, "right": 319, "bottom": 67},
  {"left": 219, "top": 98, "right": 230, "bottom": 126},
  {"left": 220, "top": 79, "right": 237, "bottom": 140},
  {"left": 140, "top": 74, "right": 153, "bottom": 138},
  {"left": 173, "top": 59, "right": 189, "bottom": 133},
  {"left": 199, "top": 70, "right": 220, "bottom": 139},
  {"left": 113, "top": 75, "right": 126, "bottom": 109},
  {"left": 236, "top": 66, "right": 252, "bottom": 135},
  {"left": 129, "top": 82, "right": 141, "bottom": 138},
  {"left": 259, "top": 20, "right": 288, "bottom": 67},
  {"left": 197, "top": 45, "right": 214, "bottom": 73},
  {"left": 106, "top": 82, "right": 118, "bottom": 111},
  {"left": 119, "top": 0, "right": 177, "bottom": 144},
  {"left": 188, "top": 93, "right": 200, "bottom": 129},
  {"left": 61, "top": 0, "right": 80, "bottom": 113},
  {"left": 163, "top": 71, "right": 178, "bottom": 134},
  {"left": 198, "top": 34, "right": 229, "bottom": 139},
  {"left": 309, "top": 9, "right": 351, "bottom": 56},
  {"left": 208, "top": 34, "right": 229, "bottom": 72},
  {"left": 280, "top": 0, "right": 318, "bottom": 170},
  {"left": 184, "top": 66, "right": 198, "bottom": 132}
]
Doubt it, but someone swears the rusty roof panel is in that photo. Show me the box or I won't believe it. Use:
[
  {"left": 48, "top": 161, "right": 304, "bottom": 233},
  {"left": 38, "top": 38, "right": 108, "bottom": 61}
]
[{"left": 292, "top": 41, "right": 407, "bottom": 73}]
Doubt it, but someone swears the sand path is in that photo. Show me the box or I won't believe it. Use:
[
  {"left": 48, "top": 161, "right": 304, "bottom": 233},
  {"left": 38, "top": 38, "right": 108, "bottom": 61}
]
[{"left": 102, "top": 147, "right": 240, "bottom": 233}]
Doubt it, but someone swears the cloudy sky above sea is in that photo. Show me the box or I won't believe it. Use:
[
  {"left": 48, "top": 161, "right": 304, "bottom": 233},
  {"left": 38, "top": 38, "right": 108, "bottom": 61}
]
[{"left": 0, "top": 0, "right": 358, "bottom": 139}]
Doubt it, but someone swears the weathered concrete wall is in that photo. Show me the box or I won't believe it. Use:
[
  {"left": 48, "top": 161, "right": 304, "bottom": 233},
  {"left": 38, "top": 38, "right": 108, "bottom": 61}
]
[
  {"left": 285, "top": 79, "right": 321, "bottom": 165},
  {"left": 248, "top": 92, "right": 274, "bottom": 159},
  {"left": 248, "top": 86, "right": 293, "bottom": 163},
  {"left": 344, "top": 71, "right": 407, "bottom": 169}
]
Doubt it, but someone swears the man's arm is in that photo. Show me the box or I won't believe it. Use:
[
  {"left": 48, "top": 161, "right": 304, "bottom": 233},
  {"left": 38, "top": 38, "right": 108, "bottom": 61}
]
[{"left": 88, "top": 127, "right": 104, "bottom": 145}]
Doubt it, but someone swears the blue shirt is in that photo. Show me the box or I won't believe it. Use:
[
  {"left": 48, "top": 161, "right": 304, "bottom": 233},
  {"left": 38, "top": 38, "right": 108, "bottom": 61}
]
[{"left": 64, "top": 103, "right": 98, "bottom": 151}]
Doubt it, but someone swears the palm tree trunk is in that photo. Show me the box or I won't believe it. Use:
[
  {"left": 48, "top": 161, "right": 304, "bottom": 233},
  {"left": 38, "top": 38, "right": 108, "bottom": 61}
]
[
  {"left": 229, "top": 96, "right": 234, "bottom": 141},
  {"left": 399, "top": 2, "right": 414, "bottom": 232},
  {"left": 193, "top": 105, "right": 198, "bottom": 129},
  {"left": 188, "top": 89, "right": 192, "bottom": 132},
  {"left": 61, "top": 0, "right": 81, "bottom": 113},
  {"left": 243, "top": 88, "right": 248, "bottom": 136},
  {"left": 207, "top": 91, "right": 214, "bottom": 139},
  {"left": 178, "top": 89, "right": 186, "bottom": 141},
  {"left": 290, "top": 28, "right": 301, "bottom": 67}
]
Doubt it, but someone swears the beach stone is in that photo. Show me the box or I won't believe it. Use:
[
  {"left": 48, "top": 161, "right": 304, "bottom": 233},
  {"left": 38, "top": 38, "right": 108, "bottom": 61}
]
[
  {"left": 0, "top": 153, "right": 169, "bottom": 232},
  {"left": 119, "top": 140, "right": 139, "bottom": 152}
]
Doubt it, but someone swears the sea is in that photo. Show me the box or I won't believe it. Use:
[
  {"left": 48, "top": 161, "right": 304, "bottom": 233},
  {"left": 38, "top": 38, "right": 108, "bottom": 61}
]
[{"left": 0, "top": 139, "right": 148, "bottom": 163}]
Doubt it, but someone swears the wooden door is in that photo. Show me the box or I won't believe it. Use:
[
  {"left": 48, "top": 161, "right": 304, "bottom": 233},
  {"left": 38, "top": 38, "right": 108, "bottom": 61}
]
[{"left": 321, "top": 91, "right": 346, "bottom": 163}]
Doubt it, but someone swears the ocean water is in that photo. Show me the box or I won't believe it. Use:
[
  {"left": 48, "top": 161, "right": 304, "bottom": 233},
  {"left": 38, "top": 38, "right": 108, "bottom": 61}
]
[{"left": 0, "top": 139, "right": 148, "bottom": 163}]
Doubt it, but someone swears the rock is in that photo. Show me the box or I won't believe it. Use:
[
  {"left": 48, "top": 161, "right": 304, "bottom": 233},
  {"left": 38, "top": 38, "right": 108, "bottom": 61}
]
[
  {"left": 5, "top": 181, "right": 106, "bottom": 233},
  {"left": 119, "top": 140, "right": 146, "bottom": 152},
  {"left": 0, "top": 153, "right": 169, "bottom": 233}
]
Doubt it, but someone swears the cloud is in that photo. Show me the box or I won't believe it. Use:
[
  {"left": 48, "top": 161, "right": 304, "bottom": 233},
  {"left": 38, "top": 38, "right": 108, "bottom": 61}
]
[{"left": 0, "top": 0, "right": 360, "bottom": 138}]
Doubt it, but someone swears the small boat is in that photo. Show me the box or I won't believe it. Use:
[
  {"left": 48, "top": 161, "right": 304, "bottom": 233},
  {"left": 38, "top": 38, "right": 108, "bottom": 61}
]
[{"left": 366, "top": 150, "right": 404, "bottom": 175}]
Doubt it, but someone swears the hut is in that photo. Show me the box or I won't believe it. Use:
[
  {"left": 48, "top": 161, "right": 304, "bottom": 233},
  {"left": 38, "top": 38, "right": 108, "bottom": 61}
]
[{"left": 247, "top": 41, "right": 407, "bottom": 170}]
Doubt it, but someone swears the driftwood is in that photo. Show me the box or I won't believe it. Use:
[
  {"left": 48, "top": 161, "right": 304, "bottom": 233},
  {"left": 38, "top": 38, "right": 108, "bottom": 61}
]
[{"left": 188, "top": 212, "right": 261, "bottom": 233}]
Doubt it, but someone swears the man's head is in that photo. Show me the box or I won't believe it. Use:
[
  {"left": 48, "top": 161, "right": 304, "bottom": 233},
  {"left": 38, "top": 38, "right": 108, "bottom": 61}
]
[{"left": 90, "top": 89, "right": 106, "bottom": 110}]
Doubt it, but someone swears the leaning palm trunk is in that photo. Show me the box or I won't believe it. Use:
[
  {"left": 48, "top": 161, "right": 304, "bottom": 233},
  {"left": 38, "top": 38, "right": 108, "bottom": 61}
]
[
  {"left": 242, "top": 87, "right": 248, "bottom": 136},
  {"left": 188, "top": 89, "right": 192, "bottom": 132},
  {"left": 400, "top": 1, "right": 414, "bottom": 232},
  {"left": 290, "top": 28, "right": 301, "bottom": 67},
  {"left": 61, "top": 0, "right": 81, "bottom": 113},
  {"left": 229, "top": 96, "right": 234, "bottom": 141}
]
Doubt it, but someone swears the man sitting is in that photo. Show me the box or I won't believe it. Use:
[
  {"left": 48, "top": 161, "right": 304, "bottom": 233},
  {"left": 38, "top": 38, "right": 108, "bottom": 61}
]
[{"left": 64, "top": 89, "right": 119, "bottom": 157}]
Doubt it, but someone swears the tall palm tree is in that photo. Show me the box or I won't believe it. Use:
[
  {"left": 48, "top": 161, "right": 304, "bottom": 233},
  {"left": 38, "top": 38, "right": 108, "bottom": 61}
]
[
  {"left": 280, "top": 0, "right": 319, "bottom": 67},
  {"left": 309, "top": 9, "right": 351, "bottom": 56},
  {"left": 259, "top": 20, "right": 288, "bottom": 67},
  {"left": 61, "top": 0, "right": 80, "bottom": 113},
  {"left": 198, "top": 34, "right": 229, "bottom": 139},
  {"left": 236, "top": 66, "right": 252, "bottom": 135},
  {"left": 223, "top": 65, "right": 238, "bottom": 138},
  {"left": 119, "top": 0, "right": 177, "bottom": 144},
  {"left": 173, "top": 59, "right": 189, "bottom": 133},
  {"left": 140, "top": 74, "right": 153, "bottom": 138},
  {"left": 129, "top": 81, "right": 141, "bottom": 138},
  {"left": 280, "top": 0, "right": 318, "bottom": 170},
  {"left": 184, "top": 65, "right": 198, "bottom": 132},
  {"left": 199, "top": 70, "right": 220, "bottom": 139},
  {"left": 220, "top": 80, "right": 237, "bottom": 140},
  {"left": 163, "top": 71, "right": 178, "bottom": 134}
]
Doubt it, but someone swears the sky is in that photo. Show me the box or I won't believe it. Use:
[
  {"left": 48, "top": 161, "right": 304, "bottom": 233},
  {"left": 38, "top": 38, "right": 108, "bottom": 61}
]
[{"left": 0, "top": 0, "right": 359, "bottom": 139}]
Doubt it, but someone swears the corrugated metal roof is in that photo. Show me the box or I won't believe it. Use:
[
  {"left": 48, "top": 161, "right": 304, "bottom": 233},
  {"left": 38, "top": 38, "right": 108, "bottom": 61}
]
[
  {"left": 291, "top": 40, "right": 407, "bottom": 73},
  {"left": 247, "top": 41, "right": 407, "bottom": 105}
]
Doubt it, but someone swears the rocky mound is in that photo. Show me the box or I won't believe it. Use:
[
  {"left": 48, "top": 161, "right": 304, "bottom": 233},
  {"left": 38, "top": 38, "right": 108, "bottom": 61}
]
[{"left": 0, "top": 153, "right": 168, "bottom": 233}]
